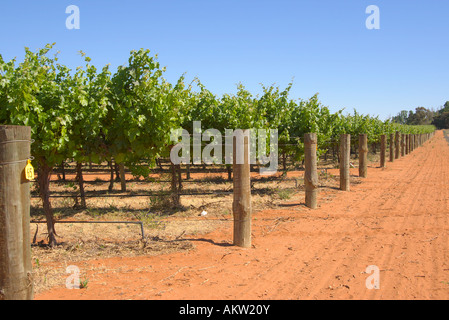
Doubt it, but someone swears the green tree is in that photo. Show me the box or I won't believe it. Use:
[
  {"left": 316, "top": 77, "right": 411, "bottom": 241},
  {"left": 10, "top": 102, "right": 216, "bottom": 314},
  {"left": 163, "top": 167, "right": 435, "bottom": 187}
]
[
  {"left": 392, "top": 110, "right": 409, "bottom": 125},
  {"left": 408, "top": 107, "right": 434, "bottom": 125}
]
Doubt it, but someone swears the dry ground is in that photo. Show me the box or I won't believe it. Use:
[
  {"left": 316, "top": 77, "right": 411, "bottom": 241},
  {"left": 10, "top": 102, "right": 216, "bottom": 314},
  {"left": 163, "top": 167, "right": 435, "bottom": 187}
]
[{"left": 30, "top": 161, "right": 355, "bottom": 295}]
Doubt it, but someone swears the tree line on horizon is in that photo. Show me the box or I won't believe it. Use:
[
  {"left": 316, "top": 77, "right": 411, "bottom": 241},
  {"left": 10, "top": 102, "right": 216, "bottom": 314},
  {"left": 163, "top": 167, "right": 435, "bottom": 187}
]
[{"left": 391, "top": 102, "right": 449, "bottom": 129}]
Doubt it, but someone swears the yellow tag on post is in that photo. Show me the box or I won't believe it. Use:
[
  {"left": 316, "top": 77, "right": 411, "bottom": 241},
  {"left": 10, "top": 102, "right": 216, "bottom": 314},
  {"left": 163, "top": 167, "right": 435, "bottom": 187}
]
[{"left": 25, "top": 159, "right": 34, "bottom": 181}]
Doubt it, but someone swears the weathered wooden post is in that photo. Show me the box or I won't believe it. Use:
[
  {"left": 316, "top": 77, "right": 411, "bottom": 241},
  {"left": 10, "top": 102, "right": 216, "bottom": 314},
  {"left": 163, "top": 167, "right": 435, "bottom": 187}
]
[
  {"left": 401, "top": 134, "right": 405, "bottom": 157},
  {"left": 233, "top": 130, "right": 252, "bottom": 248},
  {"left": 389, "top": 133, "right": 394, "bottom": 162},
  {"left": 380, "top": 134, "right": 386, "bottom": 168},
  {"left": 0, "top": 125, "right": 33, "bottom": 300},
  {"left": 359, "top": 134, "right": 368, "bottom": 178},
  {"left": 409, "top": 134, "right": 413, "bottom": 152},
  {"left": 405, "top": 134, "right": 409, "bottom": 155},
  {"left": 340, "top": 134, "right": 351, "bottom": 191},
  {"left": 395, "top": 131, "right": 400, "bottom": 159},
  {"left": 304, "top": 133, "right": 318, "bottom": 208}
]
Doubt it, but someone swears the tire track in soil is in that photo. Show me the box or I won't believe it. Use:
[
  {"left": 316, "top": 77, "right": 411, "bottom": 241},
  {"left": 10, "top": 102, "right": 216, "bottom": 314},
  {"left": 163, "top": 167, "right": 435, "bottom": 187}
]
[
  {"left": 296, "top": 156, "right": 421, "bottom": 300},
  {"left": 35, "top": 132, "right": 449, "bottom": 300},
  {"left": 411, "top": 138, "right": 449, "bottom": 299},
  {"left": 361, "top": 135, "right": 449, "bottom": 299},
  {"left": 364, "top": 138, "right": 443, "bottom": 299}
]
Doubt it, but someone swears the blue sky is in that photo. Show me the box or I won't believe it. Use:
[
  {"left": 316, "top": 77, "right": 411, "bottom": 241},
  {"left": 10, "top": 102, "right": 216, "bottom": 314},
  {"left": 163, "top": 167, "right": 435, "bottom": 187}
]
[{"left": 0, "top": 0, "right": 448, "bottom": 120}]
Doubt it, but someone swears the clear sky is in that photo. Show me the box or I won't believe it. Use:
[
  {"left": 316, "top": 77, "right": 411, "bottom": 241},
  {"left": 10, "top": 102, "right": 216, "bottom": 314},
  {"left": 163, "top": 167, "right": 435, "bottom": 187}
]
[{"left": 0, "top": 0, "right": 448, "bottom": 120}]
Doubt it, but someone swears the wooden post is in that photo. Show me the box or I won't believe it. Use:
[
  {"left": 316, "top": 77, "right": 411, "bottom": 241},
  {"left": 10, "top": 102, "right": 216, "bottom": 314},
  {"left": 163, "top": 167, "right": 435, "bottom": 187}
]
[
  {"left": 359, "top": 134, "right": 368, "bottom": 178},
  {"left": 401, "top": 134, "right": 405, "bottom": 157},
  {"left": 233, "top": 130, "right": 252, "bottom": 248},
  {"left": 409, "top": 134, "right": 411, "bottom": 153},
  {"left": 0, "top": 125, "right": 33, "bottom": 300},
  {"left": 304, "top": 133, "right": 318, "bottom": 208},
  {"left": 380, "top": 134, "right": 386, "bottom": 168},
  {"left": 409, "top": 134, "right": 412, "bottom": 153},
  {"left": 395, "top": 131, "right": 400, "bottom": 159},
  {"left": 409, "top": 134, "right": 412, "bottom": 152},
  {"left": 340, "top": 134, "right": 350, "bottom": 191},
  {"left": 405, "top": 134, "right": 409, "bottom": 155},
  {"left": 389, "top": 133, "right": 394, "bottom": 162}
]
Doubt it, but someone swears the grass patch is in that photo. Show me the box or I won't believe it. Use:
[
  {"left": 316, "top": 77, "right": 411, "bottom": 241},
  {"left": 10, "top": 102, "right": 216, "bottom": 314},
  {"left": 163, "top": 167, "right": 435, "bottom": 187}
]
[{"left": 277, "top": 188, "right": 295, "bottom": 200}]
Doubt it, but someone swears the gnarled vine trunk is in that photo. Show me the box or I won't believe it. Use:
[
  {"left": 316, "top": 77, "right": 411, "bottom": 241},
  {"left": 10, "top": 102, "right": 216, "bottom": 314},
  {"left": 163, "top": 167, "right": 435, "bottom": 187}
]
[
  {"left": 108, "top": 160, "right": 114, "bottom": 192},
  {"left": 75, "top": 162, "right": 86, "bottom": 209},
  {"left": 37, "top": 163, "right": 57, "bottom": 247}
]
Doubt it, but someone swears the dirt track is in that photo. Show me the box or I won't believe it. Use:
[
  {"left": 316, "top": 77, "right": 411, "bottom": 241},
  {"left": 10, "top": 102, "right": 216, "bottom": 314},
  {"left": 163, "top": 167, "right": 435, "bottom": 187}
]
[{"left": 36, "top": 131, "right": 449, "bottom": 300}]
